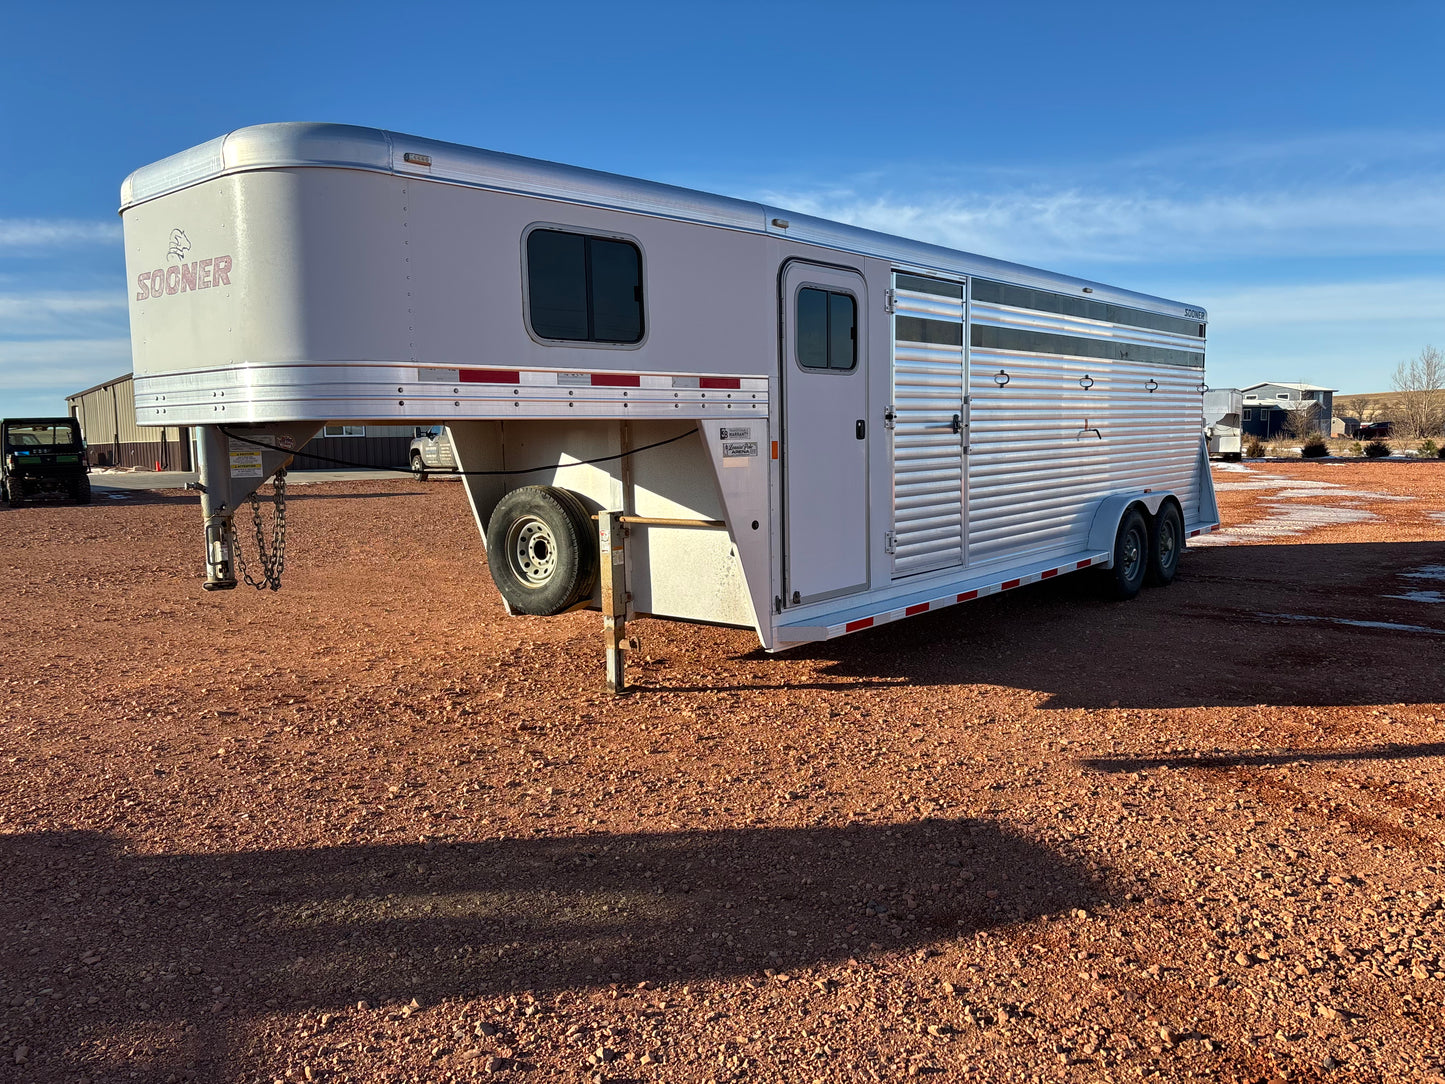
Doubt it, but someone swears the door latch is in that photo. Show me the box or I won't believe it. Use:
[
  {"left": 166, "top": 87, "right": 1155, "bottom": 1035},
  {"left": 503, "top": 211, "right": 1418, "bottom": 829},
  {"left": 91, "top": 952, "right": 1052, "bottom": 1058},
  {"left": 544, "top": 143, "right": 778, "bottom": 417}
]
[
  {"left": 883, "top": 405, "right": 896, "bottom": 430},
  {"left": 951, "top": 413, "right": 962, "bottom": 434},
  {"left": 884, "top": 288, "right": 897, "bottom": 314},
  {"left": 884, "top": 530, "right": 897, "bottom": 554}
]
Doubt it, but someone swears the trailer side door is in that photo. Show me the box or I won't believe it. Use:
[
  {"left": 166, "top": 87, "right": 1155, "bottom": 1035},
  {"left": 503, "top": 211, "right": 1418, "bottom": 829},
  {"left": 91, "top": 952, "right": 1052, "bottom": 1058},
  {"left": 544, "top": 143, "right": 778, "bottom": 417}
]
[
  {"left": 888, "top": 272, "right": 968, "bottom": 577},
  {"left": 780, "top": 261, "right": 870, "bottom": 606}
]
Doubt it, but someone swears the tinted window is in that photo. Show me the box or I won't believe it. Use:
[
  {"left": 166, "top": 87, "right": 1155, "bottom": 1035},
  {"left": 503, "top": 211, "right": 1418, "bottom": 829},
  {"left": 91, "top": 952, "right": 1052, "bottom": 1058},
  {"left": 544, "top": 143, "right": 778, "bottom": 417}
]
[
  {"left": 895, "top": 315, "right": 963, "bottom": 346},
  {"left": 895, "top": 273, "right": 963, "bottom": 299},
  {"left": 527, "top": 229, "right": 643, "bottom": 344},
  {"left": 970, "top": 324, "right": 1205, "bottom": 369},
  {"left": 797, "top": 288, "right": 857, "bottom": 371}
]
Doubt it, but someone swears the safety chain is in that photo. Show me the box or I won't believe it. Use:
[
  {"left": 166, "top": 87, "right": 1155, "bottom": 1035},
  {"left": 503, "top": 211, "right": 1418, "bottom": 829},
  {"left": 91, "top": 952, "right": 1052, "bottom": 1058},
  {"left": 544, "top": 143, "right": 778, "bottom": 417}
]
[{"left": 234, "top": 469, "right": 287, "bottom": 591}]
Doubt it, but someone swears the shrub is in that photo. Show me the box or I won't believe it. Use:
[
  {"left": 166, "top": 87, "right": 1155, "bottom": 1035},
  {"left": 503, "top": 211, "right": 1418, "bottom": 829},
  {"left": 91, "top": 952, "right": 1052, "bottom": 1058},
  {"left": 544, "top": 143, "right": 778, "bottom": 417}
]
[
  {"left": 1418, "top": 438, "right": 1439, "bottom": 458},
  {"left": 1349, "top": 441, "right": 1363, "bottom": 456},
  {"left": 1300, "top": 436, "right": 1329, "bottom": 458},
  {"left": 1438, "top": 444, "right": 1445, "bottom": 460},
  {"left": 1364, "top": 439, "right": 1391, "bottom": 458},
  {"left": 1244, "top": 436, "right": 1266, "bottom": 458}
]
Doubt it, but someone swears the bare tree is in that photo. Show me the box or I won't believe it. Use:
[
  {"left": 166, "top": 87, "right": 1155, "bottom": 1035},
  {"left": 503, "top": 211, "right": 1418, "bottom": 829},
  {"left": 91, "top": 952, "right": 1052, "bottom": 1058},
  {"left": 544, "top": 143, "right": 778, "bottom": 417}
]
[
  {"left": 1281, "top": 398, "right": 1323, "bottom": 442},
  {"left": 1390, "top": 345, "right": 1445, "bottom": 438},
  {"left": 1335, "top": 394, "right": 1377, "bottom": 425}
]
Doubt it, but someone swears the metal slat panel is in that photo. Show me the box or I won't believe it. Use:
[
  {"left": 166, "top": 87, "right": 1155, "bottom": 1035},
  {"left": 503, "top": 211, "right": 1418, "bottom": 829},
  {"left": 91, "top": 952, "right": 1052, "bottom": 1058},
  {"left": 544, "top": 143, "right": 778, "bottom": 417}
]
[
  {"left": 966, "top": 348, "right": 1203, "bottom": 566},
  {"left": 890, "top": 282, "right": 966, "bottom": 577}
]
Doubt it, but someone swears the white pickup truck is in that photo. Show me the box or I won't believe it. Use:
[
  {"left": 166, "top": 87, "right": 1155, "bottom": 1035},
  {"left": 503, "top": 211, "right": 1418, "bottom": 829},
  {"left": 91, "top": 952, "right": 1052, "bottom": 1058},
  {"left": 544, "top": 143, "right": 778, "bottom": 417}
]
[{"left": 408, "top": 426, "right": 455, "bottom": 474}]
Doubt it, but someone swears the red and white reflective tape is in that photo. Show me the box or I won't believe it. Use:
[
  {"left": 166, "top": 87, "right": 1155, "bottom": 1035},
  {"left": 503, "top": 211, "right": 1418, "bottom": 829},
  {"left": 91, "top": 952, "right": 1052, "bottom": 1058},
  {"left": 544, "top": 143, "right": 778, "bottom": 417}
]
[
  {"left": 1186, "top": 524, "right": 1222, "bottom": 538},
  {"left": 420, "top": 366, "right": 768, "bottom": 393},
  {"left": 827, "top": 554, "right": 1110, "bottom": 639}
]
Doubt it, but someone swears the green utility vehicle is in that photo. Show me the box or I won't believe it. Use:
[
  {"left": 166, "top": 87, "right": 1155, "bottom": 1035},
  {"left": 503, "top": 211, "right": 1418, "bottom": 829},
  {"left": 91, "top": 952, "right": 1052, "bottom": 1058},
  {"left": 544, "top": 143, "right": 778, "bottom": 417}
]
[{"left": 2, "top": 418, "right": 92, "bottom": 505}]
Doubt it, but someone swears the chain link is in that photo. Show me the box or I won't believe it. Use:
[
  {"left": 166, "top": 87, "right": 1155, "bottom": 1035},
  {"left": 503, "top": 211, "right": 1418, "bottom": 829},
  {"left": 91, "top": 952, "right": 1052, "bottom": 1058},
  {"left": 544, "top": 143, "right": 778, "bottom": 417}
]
[{"left": 233, "top": 468, "right": 287, "bottom": 591}]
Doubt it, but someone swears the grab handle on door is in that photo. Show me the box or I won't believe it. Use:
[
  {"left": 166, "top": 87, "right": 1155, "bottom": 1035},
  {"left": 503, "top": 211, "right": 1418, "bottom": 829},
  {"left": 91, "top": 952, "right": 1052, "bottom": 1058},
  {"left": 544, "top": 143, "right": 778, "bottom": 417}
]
[
  {"left": 951, "top": 413, "right": 962, "bottom": 434},
  {"left": 856, "top": 419, "right": 866, "bottom": 440}
]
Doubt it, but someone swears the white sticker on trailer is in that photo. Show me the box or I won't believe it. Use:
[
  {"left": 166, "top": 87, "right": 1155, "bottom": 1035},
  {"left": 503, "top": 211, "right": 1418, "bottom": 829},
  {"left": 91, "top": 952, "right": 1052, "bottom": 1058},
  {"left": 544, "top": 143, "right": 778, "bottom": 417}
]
[
  {"left": 723, "top": 440, "right": 759, "bottom": 459},
  {"left": 229, "top": 449, "right": 263, "bottom": 477}
]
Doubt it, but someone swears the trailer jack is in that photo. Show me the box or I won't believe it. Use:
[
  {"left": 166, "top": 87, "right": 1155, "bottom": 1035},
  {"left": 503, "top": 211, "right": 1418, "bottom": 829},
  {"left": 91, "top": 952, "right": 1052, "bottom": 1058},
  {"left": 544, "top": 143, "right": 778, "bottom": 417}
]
[
  {"left": 597, "top": 511, "right": 725, "bottom": 694},
  {"left": 195, "top": 423, "right": 321, "bottom": 591}
]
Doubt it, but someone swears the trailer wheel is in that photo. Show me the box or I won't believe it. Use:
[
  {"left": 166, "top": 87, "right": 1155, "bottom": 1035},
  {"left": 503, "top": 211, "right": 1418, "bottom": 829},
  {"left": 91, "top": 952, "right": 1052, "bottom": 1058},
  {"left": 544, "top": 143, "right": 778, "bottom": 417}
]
[
  {"left": 1146, "top": 501, "right": 1183, "bottom": 586},
  {"left": 486, "top": 486, "right": 598, "bottom": 616},
  {"left": 1106, "top": 507, "right": 1148, "bottom": 600}
]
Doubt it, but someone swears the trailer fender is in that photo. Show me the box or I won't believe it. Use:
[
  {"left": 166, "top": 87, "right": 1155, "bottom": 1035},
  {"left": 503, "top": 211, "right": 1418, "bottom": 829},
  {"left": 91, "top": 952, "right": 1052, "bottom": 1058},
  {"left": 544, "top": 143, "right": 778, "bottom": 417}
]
[{"left": 1087, "top": 491, "right": 1174, "bottom": 566}]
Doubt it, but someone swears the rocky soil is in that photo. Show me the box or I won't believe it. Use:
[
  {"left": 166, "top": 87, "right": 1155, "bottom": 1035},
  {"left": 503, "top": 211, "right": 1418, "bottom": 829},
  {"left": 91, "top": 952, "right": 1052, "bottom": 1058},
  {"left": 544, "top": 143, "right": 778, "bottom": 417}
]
[{"left": 1, "top": 460, "right": 1443, "bottom": 1084}]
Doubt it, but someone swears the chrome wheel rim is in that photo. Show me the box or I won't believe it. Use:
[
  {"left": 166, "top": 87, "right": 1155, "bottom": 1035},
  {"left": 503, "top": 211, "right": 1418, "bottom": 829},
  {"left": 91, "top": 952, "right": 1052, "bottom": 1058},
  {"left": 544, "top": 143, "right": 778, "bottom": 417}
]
[{"left": 507, "top": 516, "right": 557, "bottom": 587}]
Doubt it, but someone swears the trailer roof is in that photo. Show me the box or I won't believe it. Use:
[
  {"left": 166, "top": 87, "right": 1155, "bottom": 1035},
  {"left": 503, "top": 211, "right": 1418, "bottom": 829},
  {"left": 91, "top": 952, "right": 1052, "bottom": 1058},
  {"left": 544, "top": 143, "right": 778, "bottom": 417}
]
[{"left": 120, "top": 123, "right": 1205, "bottom": 321}]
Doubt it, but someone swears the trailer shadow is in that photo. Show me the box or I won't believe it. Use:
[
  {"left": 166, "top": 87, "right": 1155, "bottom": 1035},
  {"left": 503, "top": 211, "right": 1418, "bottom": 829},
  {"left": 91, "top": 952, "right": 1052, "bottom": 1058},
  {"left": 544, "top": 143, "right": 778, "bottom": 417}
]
[
  {"left": 0, "top": 818, "right": 1100, "bottom": 1080},
  {"left": 1080, "top": 741, "right": 1445, "bottom": 774},
  {"left": 732, "top": 541, "right": 1445, "bottom": 710}
]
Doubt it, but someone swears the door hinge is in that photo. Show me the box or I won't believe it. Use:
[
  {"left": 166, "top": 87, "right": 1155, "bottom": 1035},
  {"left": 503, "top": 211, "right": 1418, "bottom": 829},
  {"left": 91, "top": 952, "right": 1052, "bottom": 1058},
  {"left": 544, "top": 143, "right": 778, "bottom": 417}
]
[
  {"left": 884, "top": 530, "right": 897, "bottom": 554},
  {"left": 884, "top": 288, "right": 897, "bottom": 314},
  {"left": 883, "top": 405, "right": 896, "bottom": 430}
]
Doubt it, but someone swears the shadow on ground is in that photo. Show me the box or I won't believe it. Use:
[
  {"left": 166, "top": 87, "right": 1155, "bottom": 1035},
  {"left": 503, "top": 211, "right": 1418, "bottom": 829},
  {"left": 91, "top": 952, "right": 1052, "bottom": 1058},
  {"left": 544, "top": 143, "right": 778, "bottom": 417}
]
[
  {"left": 0, "top": 818, "right": 1099, "bottom": 1080},
  {"left": 688, "top": 541, "right": 1445, "bottom": 710},
  {"left": 1080, "top": 740, "right": 1445, "bottom": 773}
]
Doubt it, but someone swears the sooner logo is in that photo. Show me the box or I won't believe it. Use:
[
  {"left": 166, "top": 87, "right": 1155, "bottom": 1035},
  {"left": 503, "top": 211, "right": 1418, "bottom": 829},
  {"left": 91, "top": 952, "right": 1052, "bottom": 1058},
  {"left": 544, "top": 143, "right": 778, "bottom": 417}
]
[{"left": 135, "top": 227, "right": 234, "bottom": 301}]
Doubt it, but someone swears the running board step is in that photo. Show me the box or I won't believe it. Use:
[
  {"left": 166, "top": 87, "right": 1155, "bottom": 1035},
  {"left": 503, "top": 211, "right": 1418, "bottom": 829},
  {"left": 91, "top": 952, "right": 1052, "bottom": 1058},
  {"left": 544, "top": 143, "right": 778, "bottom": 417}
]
[{"left": 776, "top": 550, "right": 1114, "bottom": 644}]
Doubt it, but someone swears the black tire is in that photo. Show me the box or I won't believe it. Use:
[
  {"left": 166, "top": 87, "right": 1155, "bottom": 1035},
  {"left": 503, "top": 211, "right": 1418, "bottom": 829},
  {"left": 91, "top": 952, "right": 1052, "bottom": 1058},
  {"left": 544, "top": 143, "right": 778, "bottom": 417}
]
[
  {"left": 72, "top": 476, "right": 92, "bottom": 505},
  {"left": 3, "top": 478, "right": 21, "bottom": 507},
  {"left": 1146, "top": 501, "right": 1183, "bottom": 587},
  {"left": 485, "top": 486, "right": 598, "bottom": 616},
  {"left": 411, "top": 452, "right": 426, "bottom": 479},
  {"left": 1105, "top": 507, "right": 1148, "bottom": 600}
]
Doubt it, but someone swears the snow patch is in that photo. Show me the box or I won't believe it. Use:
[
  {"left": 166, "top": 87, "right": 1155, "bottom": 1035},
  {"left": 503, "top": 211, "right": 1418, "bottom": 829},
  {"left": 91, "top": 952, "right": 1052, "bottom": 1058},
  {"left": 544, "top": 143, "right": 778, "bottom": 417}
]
[{"left": 1256, "top": 612, "right": 1445, "bottom": 635}]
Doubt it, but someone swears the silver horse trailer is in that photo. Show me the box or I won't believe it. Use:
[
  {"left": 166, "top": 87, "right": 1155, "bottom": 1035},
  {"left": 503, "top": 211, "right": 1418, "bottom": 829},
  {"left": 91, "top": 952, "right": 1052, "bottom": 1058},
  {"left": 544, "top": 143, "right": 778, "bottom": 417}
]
[
  {"left": 1204, "top": 388, "right": 1244, "bottom": 460},
  {"left": 121, "top": 123, "right": 1219, "bottom": 689}
]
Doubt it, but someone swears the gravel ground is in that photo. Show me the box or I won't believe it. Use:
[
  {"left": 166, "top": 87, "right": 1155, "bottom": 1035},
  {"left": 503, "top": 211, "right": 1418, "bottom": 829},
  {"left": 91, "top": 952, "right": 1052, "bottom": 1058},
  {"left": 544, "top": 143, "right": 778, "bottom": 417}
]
[{"left": 2, "top": 460, "right": 1443, "bottom": 1084}]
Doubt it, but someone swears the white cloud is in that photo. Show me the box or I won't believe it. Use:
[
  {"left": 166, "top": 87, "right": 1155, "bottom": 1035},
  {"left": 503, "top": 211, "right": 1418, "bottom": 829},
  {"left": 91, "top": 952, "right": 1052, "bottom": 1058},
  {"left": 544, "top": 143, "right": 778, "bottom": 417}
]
[
  {"left": 0, "top": 218, "right": 122, "bottom": 249},
  {"left": 0, "top": 292, "right": 128, "bottom": 336},
  {"left": 766, "top": 180, "right": 1445, "bottom": 267},
  {"left": 0, "top": 338, "right": 132, "bottom": 392},
  {"left": 1194, "top": 279, "right": 1445, "bottom": 328}
]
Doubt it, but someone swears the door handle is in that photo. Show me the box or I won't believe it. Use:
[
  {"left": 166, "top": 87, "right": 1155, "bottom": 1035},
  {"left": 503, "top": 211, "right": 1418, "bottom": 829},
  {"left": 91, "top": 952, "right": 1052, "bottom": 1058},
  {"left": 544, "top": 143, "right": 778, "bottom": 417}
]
[
  {"left": 856, "top": 419, "right": 866, "bottom": 440},
  {"left": 951, "top": 413, "right": 962, "bottom": 434}
]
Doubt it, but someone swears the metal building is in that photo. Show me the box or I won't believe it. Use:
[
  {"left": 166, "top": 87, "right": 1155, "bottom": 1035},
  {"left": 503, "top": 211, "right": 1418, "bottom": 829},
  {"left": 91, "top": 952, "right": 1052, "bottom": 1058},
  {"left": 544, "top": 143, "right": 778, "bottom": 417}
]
[{"left": 66, "top": 373, "right": 192, "bottom": 469}]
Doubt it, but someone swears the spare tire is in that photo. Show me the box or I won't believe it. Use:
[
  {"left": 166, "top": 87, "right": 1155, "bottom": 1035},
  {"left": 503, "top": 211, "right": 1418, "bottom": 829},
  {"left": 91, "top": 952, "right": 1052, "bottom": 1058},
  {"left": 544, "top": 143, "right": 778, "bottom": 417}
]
[{"left": 486, "top": 486, "right": 598, "bottom": 615}]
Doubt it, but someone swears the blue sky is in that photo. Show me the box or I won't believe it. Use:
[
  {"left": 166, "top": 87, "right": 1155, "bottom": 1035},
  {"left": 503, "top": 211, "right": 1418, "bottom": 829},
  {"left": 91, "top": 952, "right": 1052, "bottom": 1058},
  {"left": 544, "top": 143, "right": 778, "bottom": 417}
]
[{"left": 2, "top": 0, "right": 1442, "bottom": 417}]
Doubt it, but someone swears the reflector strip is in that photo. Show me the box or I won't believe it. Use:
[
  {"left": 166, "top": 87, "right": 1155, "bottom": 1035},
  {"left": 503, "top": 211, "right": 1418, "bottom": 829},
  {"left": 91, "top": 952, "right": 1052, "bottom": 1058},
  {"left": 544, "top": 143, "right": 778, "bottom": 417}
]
[
  {"left": 591, "top": 373, "right": 641, "bottom": 388},
  {"left": 1041, "top": 568, "right": 1058, "bottom": 579},
  {"left": 905, "top": 603, "right": 930, "bottom": 616},
  {"left": 700, "top": 377, "right": 742, "bottom": 389},
  {"left": 458, "top": 369, "right": 521, "bottom": 384},
  {"left": 1076, "top": 558, "right": 1093, "bottom": 568},
  {"left": 1001, "top": 579, "right": 1020, "bottom": 590},
  {"left": 845, "top": 618, "right": 874, "bottom": 633}
]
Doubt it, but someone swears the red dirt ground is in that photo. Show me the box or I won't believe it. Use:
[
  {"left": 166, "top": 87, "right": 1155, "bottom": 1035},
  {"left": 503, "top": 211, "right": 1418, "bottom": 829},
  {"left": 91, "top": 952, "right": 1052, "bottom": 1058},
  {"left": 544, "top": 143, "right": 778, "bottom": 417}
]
[{"left": 2, "top": 460, "right": 1443, "bottom": 1084}]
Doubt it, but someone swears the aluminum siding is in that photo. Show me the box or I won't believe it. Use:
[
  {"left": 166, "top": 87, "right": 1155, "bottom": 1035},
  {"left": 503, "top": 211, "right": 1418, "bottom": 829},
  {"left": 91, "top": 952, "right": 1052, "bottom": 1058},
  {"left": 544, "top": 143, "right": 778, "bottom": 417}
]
[
  {"left": 966, "top": 299, "right": 1204, "bottom": 567},
  {"left": 890, "top": 283, "right": 966, "bottom": 576}
]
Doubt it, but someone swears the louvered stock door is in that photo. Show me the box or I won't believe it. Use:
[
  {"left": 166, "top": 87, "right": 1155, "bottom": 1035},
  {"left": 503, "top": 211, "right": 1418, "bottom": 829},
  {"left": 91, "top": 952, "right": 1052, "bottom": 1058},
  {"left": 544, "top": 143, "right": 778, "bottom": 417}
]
[{"left": 889, "top": 273, "right": 967, "bottom": 577}]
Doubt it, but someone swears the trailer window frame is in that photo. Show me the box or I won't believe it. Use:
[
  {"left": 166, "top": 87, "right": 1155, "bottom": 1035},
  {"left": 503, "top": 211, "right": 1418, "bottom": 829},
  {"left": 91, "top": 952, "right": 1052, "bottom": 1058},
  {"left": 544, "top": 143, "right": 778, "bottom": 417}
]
[
  {"left": 522, "top": 223, "right": 647, "bottom": 349},
  {"left": 793, "top": 285, "right": 858, "bottom": 373}
]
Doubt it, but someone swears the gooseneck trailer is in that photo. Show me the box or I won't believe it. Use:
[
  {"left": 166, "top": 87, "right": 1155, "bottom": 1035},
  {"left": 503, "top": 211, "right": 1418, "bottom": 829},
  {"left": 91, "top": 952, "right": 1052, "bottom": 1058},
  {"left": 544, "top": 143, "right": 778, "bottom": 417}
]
[{"left": 121, "top": 123, "right": 1218, "bottom": 688}]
